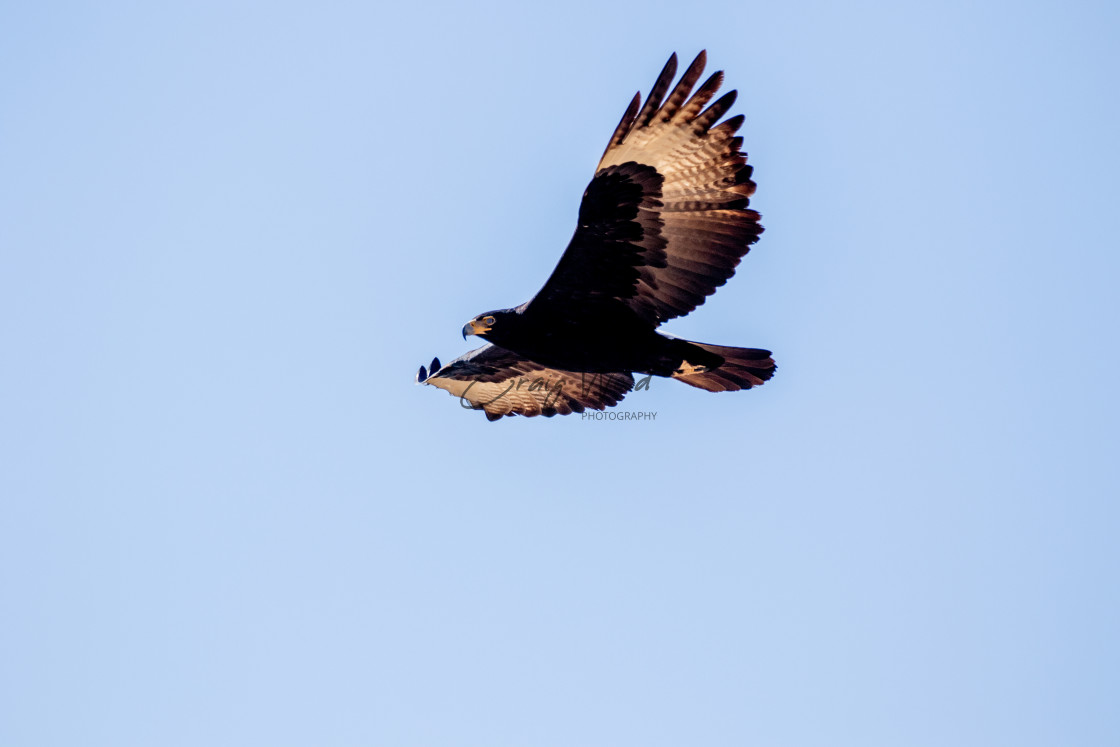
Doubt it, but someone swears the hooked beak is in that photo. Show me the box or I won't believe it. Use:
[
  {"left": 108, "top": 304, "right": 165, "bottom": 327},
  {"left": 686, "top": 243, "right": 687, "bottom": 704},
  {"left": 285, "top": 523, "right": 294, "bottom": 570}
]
[{"left": 462, "top": 319, "right": 490, "bottom": 339}]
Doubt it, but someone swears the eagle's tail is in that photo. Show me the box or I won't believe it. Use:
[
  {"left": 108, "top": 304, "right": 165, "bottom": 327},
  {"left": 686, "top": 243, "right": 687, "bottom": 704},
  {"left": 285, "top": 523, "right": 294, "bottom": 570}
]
[{"left": 671, "top": 341, "right": 776, "bottom": 392}]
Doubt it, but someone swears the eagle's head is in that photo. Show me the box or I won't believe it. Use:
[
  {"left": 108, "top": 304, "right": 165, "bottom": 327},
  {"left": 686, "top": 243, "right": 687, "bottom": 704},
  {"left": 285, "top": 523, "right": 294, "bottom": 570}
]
[{"left": 462, "top": 309, "right": 521, "bottom": 342}]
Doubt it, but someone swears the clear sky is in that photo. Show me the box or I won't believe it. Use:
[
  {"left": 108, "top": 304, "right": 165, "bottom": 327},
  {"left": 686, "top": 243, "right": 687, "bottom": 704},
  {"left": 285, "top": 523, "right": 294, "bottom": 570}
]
[{"left": 2, "top": 1, "right": 1118, "bottom": 745}]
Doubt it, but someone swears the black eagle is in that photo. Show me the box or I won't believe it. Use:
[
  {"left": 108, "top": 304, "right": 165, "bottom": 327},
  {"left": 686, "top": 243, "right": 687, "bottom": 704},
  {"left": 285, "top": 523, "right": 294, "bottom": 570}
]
[{"left": 417, "top": 51, "right": 775, "bottom": 420}]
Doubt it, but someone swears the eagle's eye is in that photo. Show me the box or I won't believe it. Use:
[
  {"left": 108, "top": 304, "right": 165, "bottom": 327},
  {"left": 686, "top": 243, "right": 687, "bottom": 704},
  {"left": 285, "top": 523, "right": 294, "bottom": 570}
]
[{"left": 482, "top": 315, "right": 496, "bottom": 326}]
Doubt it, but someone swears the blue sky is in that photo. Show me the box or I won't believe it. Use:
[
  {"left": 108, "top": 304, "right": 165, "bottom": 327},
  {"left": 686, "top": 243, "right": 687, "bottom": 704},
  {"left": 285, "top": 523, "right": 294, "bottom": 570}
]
[{"left": 2, "top": 1, "right": 1118, "bottom": 745}]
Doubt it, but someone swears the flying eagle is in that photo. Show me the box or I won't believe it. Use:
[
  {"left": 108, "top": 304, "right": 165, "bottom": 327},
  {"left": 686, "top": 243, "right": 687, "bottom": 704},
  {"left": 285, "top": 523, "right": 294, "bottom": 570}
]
[{"left": 417, "top": 51, "right": 775, "bottom": 421}]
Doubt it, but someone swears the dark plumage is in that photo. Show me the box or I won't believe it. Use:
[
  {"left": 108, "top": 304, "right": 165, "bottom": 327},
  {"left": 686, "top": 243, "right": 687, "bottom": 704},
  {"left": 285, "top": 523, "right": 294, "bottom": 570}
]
[{"left": 418, "top": 51, "right": 776, "bottom": 420}]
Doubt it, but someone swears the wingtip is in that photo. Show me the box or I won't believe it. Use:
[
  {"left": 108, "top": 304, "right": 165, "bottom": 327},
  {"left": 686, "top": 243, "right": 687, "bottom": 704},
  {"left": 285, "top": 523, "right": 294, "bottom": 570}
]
[
  {"left": 664, "top": 52, "right": 678, "bottom": 77},
  {"left": 416, "top": 364, "right": 428, "bottom": 384},
  {"left": 430, "top": 356, "right": 441, "bottom": 374}
]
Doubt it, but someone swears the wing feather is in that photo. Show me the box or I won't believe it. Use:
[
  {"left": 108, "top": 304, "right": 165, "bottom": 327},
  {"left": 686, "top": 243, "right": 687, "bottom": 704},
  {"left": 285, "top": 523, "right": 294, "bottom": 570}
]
[
  {"left": 418, "top": 344, "right": 634, "bottom": 420},
  {"left": 602, "top": 92, "right": 642, "bottom": 157},
  {"left": 634, "top": 53, "right": 677, "bottom": 127},
  {"left": 530, "top": 50, "right": 763, "bottom": 326},
  {"left": 658, "top": 51, "right": 707, "bottom": 122},
  {"left": 673, "top": 71, "right": 723, "bottom": 124},
  {"left": 693, "top": 91, "right": 738, "bottom": 132}
]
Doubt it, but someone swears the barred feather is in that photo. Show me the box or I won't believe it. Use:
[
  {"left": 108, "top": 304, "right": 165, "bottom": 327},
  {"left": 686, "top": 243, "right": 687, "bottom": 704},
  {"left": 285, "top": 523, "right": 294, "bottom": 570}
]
[{"left": 532, "top": 50, "right": 763, "bottom": 326}]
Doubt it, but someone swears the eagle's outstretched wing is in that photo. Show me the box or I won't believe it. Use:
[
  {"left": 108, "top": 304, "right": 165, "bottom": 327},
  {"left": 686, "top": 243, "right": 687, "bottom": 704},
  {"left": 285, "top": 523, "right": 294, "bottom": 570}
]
[
  {"left": 416, "top": 345, "right": 634, "bottom": 421},
  {"left": 529, "top": 51, "right": 762, "bottom": 326}
]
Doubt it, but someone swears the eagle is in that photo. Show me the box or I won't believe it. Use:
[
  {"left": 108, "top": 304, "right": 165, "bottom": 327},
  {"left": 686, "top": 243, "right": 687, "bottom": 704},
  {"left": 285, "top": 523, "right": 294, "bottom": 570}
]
[{"left": 417, "top": 51, "right": 775, "bottom": 421}]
